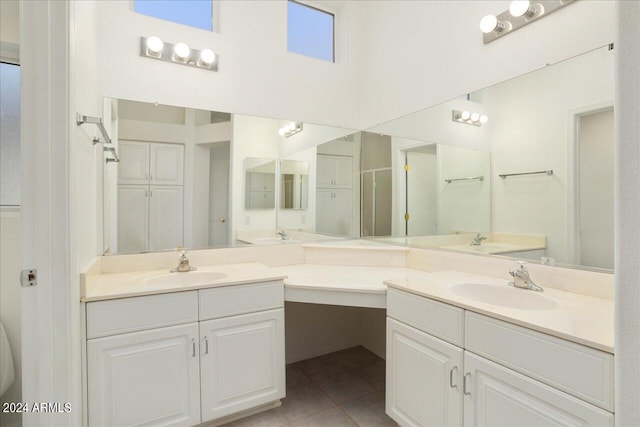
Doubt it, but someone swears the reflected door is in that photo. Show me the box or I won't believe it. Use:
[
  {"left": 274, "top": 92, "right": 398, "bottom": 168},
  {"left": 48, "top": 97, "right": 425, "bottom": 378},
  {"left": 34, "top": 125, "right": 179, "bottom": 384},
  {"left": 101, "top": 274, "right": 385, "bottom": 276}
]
[
  {"left": 406, "top": 151, "right": 438, "bottom": 236},
  {"left": 209, "top": 143, "right": 230, "bottom": 247}
]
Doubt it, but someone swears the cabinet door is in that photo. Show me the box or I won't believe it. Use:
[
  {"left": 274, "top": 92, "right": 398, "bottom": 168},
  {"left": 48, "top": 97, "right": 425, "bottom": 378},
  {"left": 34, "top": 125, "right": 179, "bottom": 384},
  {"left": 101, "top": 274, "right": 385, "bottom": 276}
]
[
  {"left": 333, "top": 156, "right": 353, "bottom": 189},
  {"left": 315, "top": 189, "right": 333, "bottom": 233},
  {"left": 149, "top": 186, "right": 184, "bottom": 251},
  {"left": 87, "top": 323, "right": 201, "bottom": 427},
  {"left": 387, "top": 318, "right": 463, "bottom": 427},
  {"left": 316, "top": 155, "right": 334, "bottom": 188},
  {"left": 200, "top": 309, "right": 285, "bottom": 423},
  {"left": 118, "top": 141, "right": 149, "bottom": 185},
  {"left": 332, "top": 190, "right": 353, "bottom": 236},
  {"left": 463, "top": 352, "right": 613, "bottom": 427},
  {"left": 117, "top": 185, "right": 148, "bottom": 253},
  {"left": 150, "top": 143, "right": 184, "bottom": 186}
]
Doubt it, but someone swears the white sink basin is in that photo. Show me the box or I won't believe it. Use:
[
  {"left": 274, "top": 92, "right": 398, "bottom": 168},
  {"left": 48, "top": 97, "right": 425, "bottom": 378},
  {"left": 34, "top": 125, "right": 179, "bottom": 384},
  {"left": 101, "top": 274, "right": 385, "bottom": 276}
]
[
  {"left": 449, "top": 282, "right": 558, "bottom": 310},
  {"left": 143, "top": 271, "right": 227, "bottom": 287}
]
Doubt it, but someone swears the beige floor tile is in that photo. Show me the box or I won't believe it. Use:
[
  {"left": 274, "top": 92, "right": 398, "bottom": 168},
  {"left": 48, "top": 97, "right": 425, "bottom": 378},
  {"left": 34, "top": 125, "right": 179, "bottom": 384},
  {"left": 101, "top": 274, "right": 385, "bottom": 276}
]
[
  {"left": 341, "top": 390, "right": 398, "bottom": 427},
  {"left": 315, "top": 370, "right": 376, "bottom": 404},
  {"left": 288, "top": 407, "right": 358, "bottom": 427}
]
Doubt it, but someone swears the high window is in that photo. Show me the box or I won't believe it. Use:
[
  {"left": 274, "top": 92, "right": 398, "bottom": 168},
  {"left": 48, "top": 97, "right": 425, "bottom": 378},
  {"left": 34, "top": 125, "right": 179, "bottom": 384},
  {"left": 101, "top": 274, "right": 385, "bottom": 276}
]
[
  {"left": 287, "top": 1, "right": 335, "bottom": 62},
  {"left": 133, "top": 0, "right": 214, "bottom": 31}
]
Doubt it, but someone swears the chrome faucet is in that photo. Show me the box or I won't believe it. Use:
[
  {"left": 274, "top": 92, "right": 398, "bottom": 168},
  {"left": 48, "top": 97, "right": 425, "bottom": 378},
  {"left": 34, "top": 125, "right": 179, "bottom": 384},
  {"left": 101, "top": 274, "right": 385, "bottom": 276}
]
[
  {"left": 470, "top": 233, "right": 487, "bottom": 246},
  {"left": 276, "top": 230, "right": 289, "bottom": 241},
  {"left": 171, "top": 250, "right": 197, "bottom": 273},
  {"left": 508, "top": 261, "right": 543, "bottom": 292}
]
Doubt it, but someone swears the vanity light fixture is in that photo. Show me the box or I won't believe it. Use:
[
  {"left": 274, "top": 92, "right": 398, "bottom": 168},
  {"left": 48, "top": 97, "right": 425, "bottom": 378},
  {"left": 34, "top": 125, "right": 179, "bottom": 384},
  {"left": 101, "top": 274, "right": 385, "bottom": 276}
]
[
  {"left": 278, "top": 122, "right": 303, "bottom": 138},
  {"left": 480, "top": 0, "right": 575, "bottom": 44},
  {"left": 139, "top": 36, "right": 218, "bottom": 72},
  {"left": 453, "top": 110, "right": 488, "bottom": 127}
]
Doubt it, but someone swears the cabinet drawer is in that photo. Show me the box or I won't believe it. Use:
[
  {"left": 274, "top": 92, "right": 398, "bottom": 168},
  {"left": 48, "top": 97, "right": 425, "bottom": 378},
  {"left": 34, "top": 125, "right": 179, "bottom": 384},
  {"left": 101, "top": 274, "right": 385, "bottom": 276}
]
[
  {"left": 387, "top": 288, "right": 464, "bottom": 347},
  {"left": 465, "top": 312, "right": 614, "bottom": 412},
  {"left": 86, "top": 291, "right": 198, "bottom": 339},
  {"left": 199, "top": 281, "right": 284, "bottom": 321}
]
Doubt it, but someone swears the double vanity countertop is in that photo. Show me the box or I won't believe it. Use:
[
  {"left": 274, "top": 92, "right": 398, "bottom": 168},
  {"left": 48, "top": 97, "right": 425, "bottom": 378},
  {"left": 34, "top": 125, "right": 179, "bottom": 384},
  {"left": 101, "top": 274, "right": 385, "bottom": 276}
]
[{"left": 82, "top": 262, "right": 614, "bottom": 354}]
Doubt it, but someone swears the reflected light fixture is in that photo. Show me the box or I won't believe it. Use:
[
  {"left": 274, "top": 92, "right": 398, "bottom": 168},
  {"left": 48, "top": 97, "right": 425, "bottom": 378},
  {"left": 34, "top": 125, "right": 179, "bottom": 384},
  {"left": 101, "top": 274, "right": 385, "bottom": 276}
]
[
  {"left": 453, "top": 110, "right": 488, "bottom": 127},
  {"left": 139, "top": 36, "right": 218, "bottom": 72},
  {"left": 480, "top": 0, "right": 575, "bottom": 44},
  {"left": 279, "top": 122, "right": 303, "bottom": 138}
]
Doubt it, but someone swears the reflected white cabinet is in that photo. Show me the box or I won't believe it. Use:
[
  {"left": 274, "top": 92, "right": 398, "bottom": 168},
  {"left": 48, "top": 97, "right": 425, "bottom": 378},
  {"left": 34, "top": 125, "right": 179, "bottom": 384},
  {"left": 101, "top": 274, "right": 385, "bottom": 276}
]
[
  {"left": 463, "top": 352, "right": 613, "bottom": 427},
  {"left": 200, "top": 309, "right": 285, "bottom": 423},
  {"left": 386, "top": 318, "right": 463, "bottom": 427},
  {"left": 317, "top": 154, "right": 352, "bottom": 189},
  {"left": 316, "top": 189, "right": 352, "bottom": 235},
  {"left": 117, "top": 185, "right": 148, "bottom": 253},
  {"left": 149, "top": 186, "right": 184, "bottom": 251},
  {"left": 119, "top": 141, "right": 184, "bottom": 186},
  {"left": 87, "top": 323, "right": 201, "bottom": 427}
]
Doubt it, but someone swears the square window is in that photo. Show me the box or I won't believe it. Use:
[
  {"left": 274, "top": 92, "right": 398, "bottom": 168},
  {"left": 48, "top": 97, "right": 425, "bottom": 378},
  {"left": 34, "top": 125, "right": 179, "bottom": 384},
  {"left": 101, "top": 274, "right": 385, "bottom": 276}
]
[
  {"left": 0, "top": 62, "right": 21, "bottom": 206},
  {"left": 287, "top": 1, "right": 334, "bottom": 62},
  {"left": 134, "top": 0, "right": 213, "bottom": 32}
]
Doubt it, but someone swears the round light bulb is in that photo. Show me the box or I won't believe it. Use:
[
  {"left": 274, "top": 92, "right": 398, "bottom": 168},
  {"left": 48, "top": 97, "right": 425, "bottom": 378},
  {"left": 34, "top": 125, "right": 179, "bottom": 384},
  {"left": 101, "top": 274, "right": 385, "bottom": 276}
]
[
  {"left": 509, "top": 0, "right": 532, "bottom": 17},
  {"left": 461, "top": 111, "right": 471, "bottom": 121},
  {"left": 174, "top": 42, "right": 190, "bottom": 59},
  {"left": 479, "top": 115, "right": 489, "bottom": 124},
  {"left": 146, "top": 36, "right": 164, "bottom": 54},
  {"left": 278, "top": 128, "right": 286, "bottom": 137},
  {"left": 200, "top": 49, "right": 215, "bottom": 65},
  {"left": 470, "top": 113, "right": 480, "bottom": 122},
  {"left": 287, "top": 123, "right": 296, "bottom": 132},
  {"left": 479, "top": 15, "right": 498, "bottom": 33}
]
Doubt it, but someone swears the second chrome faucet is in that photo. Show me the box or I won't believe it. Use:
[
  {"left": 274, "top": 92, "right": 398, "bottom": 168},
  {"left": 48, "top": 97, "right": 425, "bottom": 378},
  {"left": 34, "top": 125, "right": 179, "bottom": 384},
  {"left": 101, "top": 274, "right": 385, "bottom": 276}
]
[
  {"left": 171, "top": 249, "right": 197, "bottom": 273},
  {"left": 508, "top": 261, "right": 543, "bottom": 292}
]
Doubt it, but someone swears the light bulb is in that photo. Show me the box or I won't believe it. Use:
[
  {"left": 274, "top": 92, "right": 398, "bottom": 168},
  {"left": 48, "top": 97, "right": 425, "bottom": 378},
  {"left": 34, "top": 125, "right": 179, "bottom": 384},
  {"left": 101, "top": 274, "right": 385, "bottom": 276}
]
[
  {"left": 479, "top": 115, "right": 489, "bottom": 124},
  {"left": 471, "top": 113, "right": 480, "bottom": 122},
  {"left": 278, "top": 128, "right": 286, "bottom": 137},
  {"left": 174, "top": 42, "right": 190, "bottom": 60},
  {"left": 199, "top": 49, "right": 215, "bottom": 65},
  {"left": 287, "top": 122, "right": 296, "bottom": 132},
  {"left": 509, "top": 0, "right": 535, "bottom": 17},
  {"left": 146, "top": 36, "right": 164, "bottom": 54},
  {"left": 479, "top": 15, "right": 498, "bottom": 33},
  {"left": 461, "top": 111, "right": 471, "bottom": 121}
]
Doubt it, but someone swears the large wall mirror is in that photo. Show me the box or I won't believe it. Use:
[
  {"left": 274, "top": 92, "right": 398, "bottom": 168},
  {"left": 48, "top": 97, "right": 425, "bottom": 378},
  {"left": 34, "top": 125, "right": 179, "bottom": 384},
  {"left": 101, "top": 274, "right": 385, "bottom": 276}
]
[
  {"left": 102, "top": 45, "right": 613, "bottom": 272},
  {"left": 101, "top": 98, "right": 357, "bottom": 254},
  {"left": 363, "top": 45, "right": 614, "bottom": 271}
]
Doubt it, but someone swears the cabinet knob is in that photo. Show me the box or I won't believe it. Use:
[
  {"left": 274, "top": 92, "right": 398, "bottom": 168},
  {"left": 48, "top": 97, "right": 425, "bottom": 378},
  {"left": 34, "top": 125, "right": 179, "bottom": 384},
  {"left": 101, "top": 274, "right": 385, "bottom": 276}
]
[{"left": 220, "top": 217, "right": 226, "bottom": 223}]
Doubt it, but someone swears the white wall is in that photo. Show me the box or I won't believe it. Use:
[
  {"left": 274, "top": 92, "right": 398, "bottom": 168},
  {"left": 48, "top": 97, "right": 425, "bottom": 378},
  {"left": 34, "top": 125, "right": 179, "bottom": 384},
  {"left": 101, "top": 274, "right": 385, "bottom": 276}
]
[
  {"left": 0, "top": 1, "right": 19, "bottom": 46},
  {"left": 94, "top": 0, "right": 364, "bottom": 129},
  {"left": 357, "top": 0, "right": 615, "bottom": 128},
  {"left": 614, "top": 1, "right": 640, "bottom": 425},
  {"left": 481, "top": 47, "right": 613, "bottom": 265}
]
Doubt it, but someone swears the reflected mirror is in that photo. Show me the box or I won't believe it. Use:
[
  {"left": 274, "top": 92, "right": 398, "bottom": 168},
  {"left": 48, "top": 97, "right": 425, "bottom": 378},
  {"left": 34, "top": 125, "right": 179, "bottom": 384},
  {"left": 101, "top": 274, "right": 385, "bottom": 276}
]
[
  {"left": 245, "top": 158, "right": 276, "bottom": 210},
  {"left": 280, "top": 160, "right": 309, "bottom": 210},
  {"left": 365, "top": 45, "right": 614, "bottom": 271}
]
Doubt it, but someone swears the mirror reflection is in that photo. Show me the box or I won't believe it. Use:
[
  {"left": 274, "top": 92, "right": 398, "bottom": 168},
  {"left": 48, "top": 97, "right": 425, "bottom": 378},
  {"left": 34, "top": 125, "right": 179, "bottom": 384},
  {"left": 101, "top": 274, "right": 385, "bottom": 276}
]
[
  {"left": 365, "top": 45, "right": 614, "bottom": 270},
  {"left": 279, "top": 160, "right": 309, "bottom": 210},
  {"left": 245, "top": 158, "right": 276, "bottom": 210}
]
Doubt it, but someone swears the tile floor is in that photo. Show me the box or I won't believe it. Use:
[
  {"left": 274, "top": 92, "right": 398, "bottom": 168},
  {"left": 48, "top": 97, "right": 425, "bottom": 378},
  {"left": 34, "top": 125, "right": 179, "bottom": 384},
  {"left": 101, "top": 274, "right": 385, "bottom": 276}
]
[{"left": 223, "top": 346, "right": 398, "bottom": 427}]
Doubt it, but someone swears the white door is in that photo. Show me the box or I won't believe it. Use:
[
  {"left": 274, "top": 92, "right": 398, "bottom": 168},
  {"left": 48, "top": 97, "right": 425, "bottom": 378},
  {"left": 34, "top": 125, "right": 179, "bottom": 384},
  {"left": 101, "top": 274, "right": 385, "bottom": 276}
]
[
  {"left": 386, "top": 318, "right": 463, "bottom": 427},
  {"left": 578, "top": 108, "right": 614, "bottom": 270},
  {"left": 407, "top": 151, "right": 438, "bottom": 236},
  {"left": 315, "top": 189, "right": 332, "bottom": 234},
  {"left": 149, "top": 186, "right": 184, "bottom": 251},
  {"left": 118, "top": 141, "right": 149, "bottom": 185},
  {"left": 150, "top": 143, "right": 184, "bottom": 186},
  {"left": 316, "top": 155, "right": 334, "bottom": 188},
  {"left": 87, "top": 323, "right": 201, "bottom": 427},
  {"left": 209, "top": 143, "right": 230, "bottom": 247},
  {"left": 333, "top": 156, "right": 353, "bottom": 189},
  {"left": 463, "top": 352, "right": 613, "bottom": 427},
  {"left": 333, "top": 190, "right": 354, "bottom": 236},
  {"left": 117, "top": 185, "right": 148, "bottom": 253},
  {"left": 200, "top": 309, "right": 286, "bottom": 423}
]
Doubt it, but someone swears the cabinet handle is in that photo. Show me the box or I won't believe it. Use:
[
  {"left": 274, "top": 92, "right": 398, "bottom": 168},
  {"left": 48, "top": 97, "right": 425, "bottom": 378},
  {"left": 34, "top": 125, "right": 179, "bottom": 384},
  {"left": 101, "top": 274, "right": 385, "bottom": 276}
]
[
  {"left": 191, "top": 339, "right": 196, "bottom": 358},
  {"left": 463, "top": 372, "right": 472, "bottom": 395},
  {"left": 449, "top": 366, "right": 458, "bottom": 388},
  {"left": 145, "top": 189, "right": 148, "bottom": 197},
  {"left": 204, "top": 336, "right": 209, "bottom": 355}
]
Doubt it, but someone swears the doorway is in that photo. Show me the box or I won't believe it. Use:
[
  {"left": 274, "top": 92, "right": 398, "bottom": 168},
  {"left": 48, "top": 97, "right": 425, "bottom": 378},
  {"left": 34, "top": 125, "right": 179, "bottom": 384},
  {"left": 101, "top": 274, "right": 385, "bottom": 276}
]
[{"left": 208, "top": 142, "right": 231, "bottom": 247}]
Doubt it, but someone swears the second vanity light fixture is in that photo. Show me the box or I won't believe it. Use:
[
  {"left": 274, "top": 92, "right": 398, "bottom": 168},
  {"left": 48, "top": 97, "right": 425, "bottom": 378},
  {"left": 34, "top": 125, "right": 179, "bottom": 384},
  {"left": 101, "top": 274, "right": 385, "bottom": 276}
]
[
  {"left": 480, "top": 0, "right": 576, "bottom": 44},
  {"left": 452, "top": 110, "right": 488, "bottom": 127},
  {"left": 278, "top": 122, "right": 303, "bottom": 138},
  {"left": 140, "top": 36, "right": 218, "bottom": 71}
]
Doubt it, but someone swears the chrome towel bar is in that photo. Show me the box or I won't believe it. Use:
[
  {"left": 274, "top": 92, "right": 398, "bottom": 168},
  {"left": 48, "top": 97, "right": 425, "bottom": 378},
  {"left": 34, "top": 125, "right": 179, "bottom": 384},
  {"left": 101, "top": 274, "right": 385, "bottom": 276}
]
[{"left": 499, "top": 170, "right": 553, "bottom": 179}]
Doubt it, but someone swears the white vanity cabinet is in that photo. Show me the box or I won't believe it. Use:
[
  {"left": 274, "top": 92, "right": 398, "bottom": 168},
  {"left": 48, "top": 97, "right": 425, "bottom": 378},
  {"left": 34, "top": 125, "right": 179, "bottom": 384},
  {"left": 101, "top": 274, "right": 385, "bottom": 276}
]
[
  {"left": 118, "top": 141, "right": 184, "bottom": 186},
  {"left": 85, "top": 281, "right": 285, "bottom": 427},
  {"left": 386, "top": 288, "right": 614, "bottom": 427},
  {"left": 316, "top": 154, "right": 353, "bottom": 189}
]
